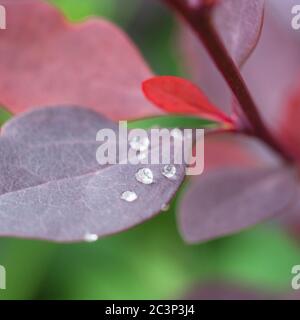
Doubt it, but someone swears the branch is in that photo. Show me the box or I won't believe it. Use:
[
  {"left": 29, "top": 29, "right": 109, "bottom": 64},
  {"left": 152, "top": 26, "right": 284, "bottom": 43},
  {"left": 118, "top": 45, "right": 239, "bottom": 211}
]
[{"left": 162, "top": 0, "right": 291, "bottom": 161}]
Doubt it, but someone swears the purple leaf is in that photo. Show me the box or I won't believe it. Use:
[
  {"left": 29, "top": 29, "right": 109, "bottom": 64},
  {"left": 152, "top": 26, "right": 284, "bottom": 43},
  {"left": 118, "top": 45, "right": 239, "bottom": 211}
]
[
  {"left": 0, "top": 106, "right": 185, "bottom": 242},
  {"left": 213, "top": 0, "right": 265, "bottom": 67},
  {"left": 179, "top": 166, "right": 297, "bottom": 243}
]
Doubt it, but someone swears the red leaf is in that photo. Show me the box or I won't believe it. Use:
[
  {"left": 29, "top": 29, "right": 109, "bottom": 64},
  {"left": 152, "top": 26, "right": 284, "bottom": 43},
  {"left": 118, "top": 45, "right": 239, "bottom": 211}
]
[
  {"left": 0, "top": 0, "right": 160, "bottom": 120},
  {"left": 142, "top": 76, "right": 233, "bottom": 124},
  {"left": 213, "top": 0, "right": 265, "bottom": 67},
  {"left": 0, "top": 106, "right": 186, "bottom": 242},
  {"left": 278, "top": 84, "right": 300, "bottom": 161}
]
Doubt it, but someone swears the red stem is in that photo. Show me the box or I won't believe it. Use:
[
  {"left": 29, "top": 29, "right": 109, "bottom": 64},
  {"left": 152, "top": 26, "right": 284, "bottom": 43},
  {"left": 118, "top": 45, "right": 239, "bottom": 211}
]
[{"left": 162, "top": 0, "right": 292, "bottom": 162}]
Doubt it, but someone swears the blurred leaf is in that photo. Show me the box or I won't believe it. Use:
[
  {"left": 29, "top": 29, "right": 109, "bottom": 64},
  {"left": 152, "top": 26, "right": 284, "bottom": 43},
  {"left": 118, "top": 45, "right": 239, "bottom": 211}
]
[
  {"left": 0, "top": 106, "right": 185, "bottom": 242},
  {"left": 0, "top": 108, "right": 11, "bottom": 126},
  {"left": 0, "top": 0, "right": 158, "bottom": 120},
  {"left": 216, "top": 225, "right": 300, "bottom": 291},
  {"left": 142, "top": 76, "right": 233, "bottom": 124}
]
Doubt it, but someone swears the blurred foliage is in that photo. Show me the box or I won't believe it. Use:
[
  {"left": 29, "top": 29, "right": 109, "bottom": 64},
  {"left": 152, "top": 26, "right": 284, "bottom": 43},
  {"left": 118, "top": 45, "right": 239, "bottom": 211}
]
[
  {"left": 0, "top": 0, "right": 299, "bottom": 300},
  {"left": 0, "top": 108, "right": 11, "bottom": 126}
]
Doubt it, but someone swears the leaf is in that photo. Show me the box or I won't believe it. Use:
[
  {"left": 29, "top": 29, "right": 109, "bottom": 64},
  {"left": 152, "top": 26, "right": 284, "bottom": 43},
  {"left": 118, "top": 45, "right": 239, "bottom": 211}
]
[
  {"left": 0, "top": 0, "right": 159, "bottom": 120},
  {"left": 178, "top": 166, "right": 297, "bottom": 243},
  {"left": 0, "top": 106, "right": 185, "bottom": 242},
  {"left": 142, "top": 76, "right": 233, "bottom": 124},
  {"left": 213, "top": 0, "right": 265, "bottom": 67}
]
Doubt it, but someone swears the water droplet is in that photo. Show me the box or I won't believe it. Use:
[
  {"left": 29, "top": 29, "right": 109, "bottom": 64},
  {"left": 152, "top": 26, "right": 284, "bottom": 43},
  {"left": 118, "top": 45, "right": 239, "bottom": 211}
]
[
  {"left": 162, "top": 165, "right": 176, "bottom": 179},
  {"left": 121, "top": 191, "right": 138, "bottom": 202},
  {"left": 84, "top": 233, "right": 98, "bottom": 242},
  {"left": 161, "top": 204, "right": 170, "bottom": 212},
  {"left": 135, "top": 168, "right": 154, "bottom": 185},
  {"left": 129, "top": 136, "right": 150, "bottom": 152}
]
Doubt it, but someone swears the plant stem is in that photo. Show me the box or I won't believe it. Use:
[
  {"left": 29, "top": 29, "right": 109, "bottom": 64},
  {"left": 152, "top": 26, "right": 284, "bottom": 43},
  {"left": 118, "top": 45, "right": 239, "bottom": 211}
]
[{"left": 162, "top": 0, "right": 292, "bottom": 161}]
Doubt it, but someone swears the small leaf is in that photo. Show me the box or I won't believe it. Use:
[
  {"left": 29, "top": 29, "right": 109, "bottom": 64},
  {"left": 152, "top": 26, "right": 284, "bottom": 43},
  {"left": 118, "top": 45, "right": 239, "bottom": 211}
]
[
  {"left": 178, "top": 166, "right": 297, "bottom": 243},
  {"left": 0, "top": 106, "right": 185, "bottom": 242},
  {"left": 0, "top": 0, "right": 159, "bottom": 120},
  {"left": 142, "top": 76, "right": 233, "bottom": 124}
]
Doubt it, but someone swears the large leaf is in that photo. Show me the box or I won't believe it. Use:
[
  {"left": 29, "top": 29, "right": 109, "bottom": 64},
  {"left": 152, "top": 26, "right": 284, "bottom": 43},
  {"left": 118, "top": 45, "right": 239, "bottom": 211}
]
[
  {"left": 278, "top": 85, "right": 300, "bottom": 162},
  {"left": 204, "top": 132, "right": 281, "bottom": 170},
  {"left": 178, "top": 166, "right": 297, "bottom": 243},
  {"left": 0, "top": 106, "right": 185, "bottom": 242},
  {"left": 0, "top": 0, "right": 159, "bottom": 120}
]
